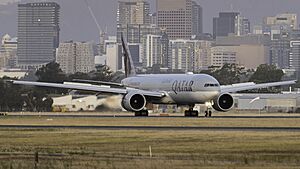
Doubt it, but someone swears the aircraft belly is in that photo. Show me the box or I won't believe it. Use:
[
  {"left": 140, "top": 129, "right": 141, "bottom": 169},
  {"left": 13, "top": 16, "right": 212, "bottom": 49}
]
[{"left": 168, "top": 91, "right": 219, "bottom": 104}]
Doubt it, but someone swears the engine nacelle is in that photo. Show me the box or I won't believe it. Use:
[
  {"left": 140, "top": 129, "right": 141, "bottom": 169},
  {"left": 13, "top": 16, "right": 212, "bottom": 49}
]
[
  {"left": 121, "top": 92, "right": 146, "bottom": 112},
  {"left": 212, "top": 93, "right": 234, "bottom": 112}
]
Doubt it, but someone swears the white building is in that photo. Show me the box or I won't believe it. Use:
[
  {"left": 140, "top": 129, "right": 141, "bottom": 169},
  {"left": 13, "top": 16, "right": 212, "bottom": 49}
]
[
  {"left": 145, "top": 34, "right": 162, "bottom": 67},
  {"left": 169, "top": 39, "right": 212, "bottom": 72},
  {"left": 56, "top": 41, "right": 95, "bottom": 74},
  {"left": 52, "top": 95, "right": 101, "bottom": 112},
  {"left": 264, "top": 13, "right": 297, "bottom": 30},
  {"left": 0, "top": 34, "right": 17, "bottom": 69},
  {"left": 290, "top": 41, "right": 300, "bottom": 79},
  {"left": 210, "top": 46, "right": 236, "bottom": 67},
  {"left": 254, "top": 13, "right": 297, "bottom": 40},
  {"left": 106, "top": 43, "right": 120, "bottom": 72}
]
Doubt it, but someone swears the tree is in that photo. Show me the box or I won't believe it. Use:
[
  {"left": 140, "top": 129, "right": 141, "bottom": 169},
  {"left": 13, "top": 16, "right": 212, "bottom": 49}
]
[
  {"left": 36, "top": 62, "right": 67, "bottom": 83},
  {"left": 249, "top": 64, "right": 284, "bottom": 83},
  {"left": 89, "top": 65, "right": 113, "bottom": 81},
  {"left": 0, "top": 77, "right": 24, "bottom": 112},
  {"left": 68, "top": 72, "right": 89, "bottom": 81},
  {"left": 35, "top": 62, "right": 68, "bottom": 94},
  {"left": 200, "top": 64, "right": 246, "bottom": 85}
]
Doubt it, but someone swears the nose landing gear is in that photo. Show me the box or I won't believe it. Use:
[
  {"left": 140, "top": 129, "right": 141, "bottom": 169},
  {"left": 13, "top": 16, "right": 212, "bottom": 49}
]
[
  {"left": 204, "top": 101, "right": 213, "bottom": 117},
  {"left": 204, "top": 108, "right": 212, "bottom": 117}
]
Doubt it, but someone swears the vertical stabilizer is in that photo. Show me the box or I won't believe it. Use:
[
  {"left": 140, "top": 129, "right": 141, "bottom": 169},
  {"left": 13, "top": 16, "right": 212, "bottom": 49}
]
[{"left": 121, "top": 33, "right": 136, "bottom": 77}]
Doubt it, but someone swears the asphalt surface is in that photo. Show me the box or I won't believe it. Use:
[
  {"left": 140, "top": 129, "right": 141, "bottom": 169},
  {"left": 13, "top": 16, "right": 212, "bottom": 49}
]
[
  {"left": 0, "top": 125, "right": 300, "bottom": 131},
  {"left": 5, "top": 114, "right": 300, "bottom": 119},
  {"left": 2, "top": 113, "right": 300, "bottom": 131}
]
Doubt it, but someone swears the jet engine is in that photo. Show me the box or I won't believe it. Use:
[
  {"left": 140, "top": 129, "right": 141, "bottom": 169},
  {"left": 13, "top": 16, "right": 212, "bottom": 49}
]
[
  {"left": 212, "top": 93, "right": 234, "bottom": 112},
  {"left": 121, "top": 92, "right": 146, "bottom": 112}
]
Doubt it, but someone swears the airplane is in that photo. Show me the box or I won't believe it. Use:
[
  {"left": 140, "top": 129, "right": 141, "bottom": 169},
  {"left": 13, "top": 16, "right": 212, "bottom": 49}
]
[{"left": 13, "top": 34, "right": 296, "bottom": 117}]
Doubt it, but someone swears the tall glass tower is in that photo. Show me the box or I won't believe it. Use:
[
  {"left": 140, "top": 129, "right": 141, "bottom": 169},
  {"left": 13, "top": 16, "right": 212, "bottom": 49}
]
[{"left": 17, "top": 2, "right": 60, "bottom": 69}]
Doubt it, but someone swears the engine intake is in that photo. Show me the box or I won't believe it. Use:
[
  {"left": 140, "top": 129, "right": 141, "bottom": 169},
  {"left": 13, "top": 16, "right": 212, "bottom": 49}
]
[
  {"left": 121, "top": 93, "right": 146, "bottom": 112},
  {"left": 212, "top": 93, "right": 234, "bottom": 112}
]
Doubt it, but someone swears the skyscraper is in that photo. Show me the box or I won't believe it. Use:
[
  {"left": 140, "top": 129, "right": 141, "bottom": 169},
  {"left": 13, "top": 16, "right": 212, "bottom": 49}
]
[
  {"left": 17, "top": 2, "right": 60, "bottom": 69},
  {"left": 169, "top": 39, "right": 212, "bottom": 72},
  {"left": 56, "top": 41, "right": 95, "bottom": 74},
  {"left": 289, "top": 40, "right": 300, "bottom": 79},
  {"left": 117, "top": 0, "right": 162, "bottom": 69},
  {"left": 117, "top": 0, "right": 150, "bottom": 26},
  {"left": 192, "top": 1, "right": 203, "bottom": 35},
  {"left": 157, "top": 0, "right": 202, "bottom": 40},
  {"left": 270, "top": 31, "right": 290, "bottom": 69},
  {"left": 213, "top": 12, "right": 240, "bottom": 39}
]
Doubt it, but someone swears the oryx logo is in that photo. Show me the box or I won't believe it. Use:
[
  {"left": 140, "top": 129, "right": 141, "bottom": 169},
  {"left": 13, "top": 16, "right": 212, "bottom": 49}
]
[{"left": 172, "top": 80, "right": 194, "bottom": 94}]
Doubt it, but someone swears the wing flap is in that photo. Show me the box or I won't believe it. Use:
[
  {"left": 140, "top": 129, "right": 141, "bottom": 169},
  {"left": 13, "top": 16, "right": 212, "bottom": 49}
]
[{"left": 221, "top": 80, "right": 296, "bottom": 93}]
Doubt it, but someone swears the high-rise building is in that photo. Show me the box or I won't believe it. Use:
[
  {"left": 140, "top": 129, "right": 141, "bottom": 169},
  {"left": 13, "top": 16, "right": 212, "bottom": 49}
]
[
  {"left": 128, "top": 43, "right": 142, "bottom": 67},
  {"left": 169, "top": 39, "right": 212, "bottom": 72},
  {"left": 161, "top": 31, "right": 169, "bottom": 67},
  {"left": 239, "top": 17, "right": 251, "bottom": 36},
  {"left": 145, "top": 35, "right": 162, "bottom": 67},
  {"left": 0, "top": 34, "right": 17, "bottom": 69},
  {"left": 149, "top": 13, "right": 157, "bottom": 25},
  {"left": 192, "top": 1, "right": 203, "bottom": 36},
  {"left": 290, "top": 41, "right": 300, "bottom": 79},
  {"left": 270, "top": 31, "right": 291, "bottom": 69},
  {"left": 213, "top": 12, "right": 240, "bottom": 39},
  {"left": 56, "top": 41, "right": 95, "bottom": 74},
  {"left": 157, "top": 0, "right": 202, "bottom": 40},
  {"left": 117, "top": 24, "right": 161, "bottom": 43},
  {"left": 216, "top": 34, "right": 271, "bottom": 69},
  {"left": 117, "top": 0, "right": 150, "bottom": 26},
  {"left": 17, "top": 2, "right": 60, "bottom": 69}
]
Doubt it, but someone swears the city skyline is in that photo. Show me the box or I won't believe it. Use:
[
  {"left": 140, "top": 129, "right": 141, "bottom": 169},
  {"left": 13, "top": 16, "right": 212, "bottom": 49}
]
[{"left": 0, "top": 0, "right": 300, "bottom": 42}]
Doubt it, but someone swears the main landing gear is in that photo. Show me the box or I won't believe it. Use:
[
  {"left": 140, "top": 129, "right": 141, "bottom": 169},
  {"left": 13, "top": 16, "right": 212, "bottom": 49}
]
[
  {"left": 184, "top": 104, "right": 213, "bottom": 117},
  {"left": 134, "top": 110, "right": 149, "bottom": 117},
  {"left": 184, "top": 105, "right": 199, "bottom": 117},
  {"left": 204, "top": 108, "right": 213, "bottom": 117}
]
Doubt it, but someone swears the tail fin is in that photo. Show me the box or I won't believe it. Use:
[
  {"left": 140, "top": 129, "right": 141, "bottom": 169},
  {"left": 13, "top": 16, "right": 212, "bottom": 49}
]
[{"left": 121, "top": 33, "right": 136, "bottom": 77}]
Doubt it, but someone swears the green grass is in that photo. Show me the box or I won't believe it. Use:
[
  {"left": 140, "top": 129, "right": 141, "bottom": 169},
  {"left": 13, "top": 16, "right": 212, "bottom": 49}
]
[
  {"left": 0, "top": 115, "right": 300, "bottom": 168},
  {"left": 0, "top": 129, "right": 299, "bottom": 168}
]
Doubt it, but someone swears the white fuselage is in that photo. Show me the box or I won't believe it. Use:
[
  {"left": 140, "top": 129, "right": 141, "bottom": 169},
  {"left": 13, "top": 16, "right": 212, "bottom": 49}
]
[{"left": 121, "top": 74, "right": 221, "bottom": 105}]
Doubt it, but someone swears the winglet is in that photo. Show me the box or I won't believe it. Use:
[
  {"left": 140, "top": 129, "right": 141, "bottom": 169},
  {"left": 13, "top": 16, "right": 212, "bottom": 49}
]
[{"left": 121, "top": 32, "right": 136, "bottom": 77}]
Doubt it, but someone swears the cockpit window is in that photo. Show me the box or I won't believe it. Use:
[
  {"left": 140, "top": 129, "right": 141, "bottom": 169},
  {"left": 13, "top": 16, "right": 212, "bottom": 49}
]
[{"left": 204, "top": 83, "right": 219, "bottom": 87}]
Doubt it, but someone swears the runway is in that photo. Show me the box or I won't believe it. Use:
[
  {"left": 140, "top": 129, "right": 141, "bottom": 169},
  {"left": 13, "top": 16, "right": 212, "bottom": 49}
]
[
  {"left": 1, "top": 125, "right": 300, "bottom": 131},
  {"left": 6, "top": 114, "right": 300, "bottom": 119}
]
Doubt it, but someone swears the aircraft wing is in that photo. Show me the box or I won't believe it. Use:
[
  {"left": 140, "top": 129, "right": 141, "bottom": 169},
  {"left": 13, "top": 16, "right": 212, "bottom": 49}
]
[
  {"left": 13, "top": 81, "right": 165, "bottom": 98},
  {"left": 221, "top": 80, "right": 296, "bottom": 93}
]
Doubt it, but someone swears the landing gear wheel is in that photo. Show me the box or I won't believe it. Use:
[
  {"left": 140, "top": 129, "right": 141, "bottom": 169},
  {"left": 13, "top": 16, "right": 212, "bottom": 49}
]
[
  {"left": 184, "top": 110, "right": 191, "bottom": 117},
  {"left": 135, "top": 110, "right": 149, "bottom": 117},
  {"left": 208, "top": 111, "right": 212, "bottom": 117},
  {"left": 185, "top": 110, "right": 199, "bottom": 117},
  {"left": 205, "top": 111, "right": 208, "bottom": 117}
]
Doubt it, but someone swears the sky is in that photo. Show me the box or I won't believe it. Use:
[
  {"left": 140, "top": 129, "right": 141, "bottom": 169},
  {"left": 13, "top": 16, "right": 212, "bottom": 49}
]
[{"left": 0, "top": 0, "right": 300, "bottom": 42}]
